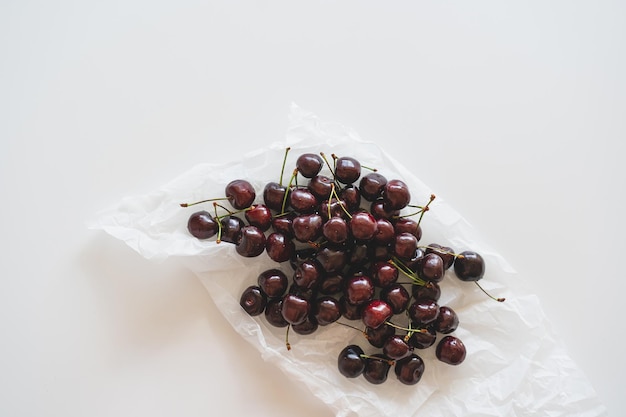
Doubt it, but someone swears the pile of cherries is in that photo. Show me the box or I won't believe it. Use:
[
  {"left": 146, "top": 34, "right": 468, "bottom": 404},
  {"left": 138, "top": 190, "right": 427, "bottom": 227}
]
[{"left": 181, "top": 148, "right": 504, "bottom": 386}]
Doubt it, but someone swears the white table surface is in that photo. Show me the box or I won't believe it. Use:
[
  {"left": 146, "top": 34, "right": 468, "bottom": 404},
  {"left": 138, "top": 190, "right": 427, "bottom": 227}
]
[{"left": 2, "top": 1, "right": 624, "bottom": 416}]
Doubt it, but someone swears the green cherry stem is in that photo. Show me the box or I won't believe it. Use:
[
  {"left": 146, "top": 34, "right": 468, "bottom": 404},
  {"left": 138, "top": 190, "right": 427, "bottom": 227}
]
[{"left": 279, "top": 147, "right": 291, "bottom": 186}]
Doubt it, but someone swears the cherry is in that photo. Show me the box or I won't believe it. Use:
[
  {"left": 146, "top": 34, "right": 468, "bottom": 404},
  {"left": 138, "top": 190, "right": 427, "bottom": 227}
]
[
  {"left": 313, "top": 296, "right": 342, "bottom": 325},
  {"left": 292, "top": 213, "right": 323, "bottom": 243},
  {"left": 370, "top": 261, "right": 398, "bottom": 288},
  {"left": 408, "top": 298, "right": 440, "bottom": 325},
  {"left": 434, "top": 306, "right": 459, "bottom": 334},
  {"left": 293, "top": 260, "right": 323, "bottom": 290},
  {"left": 359, "top": 172, "right": 388, "bottom": 202},
  {"left": 264, "top": 298, "right": 289, "bottom": 327},
  {"left": 380, "top": 283, "right": 410, "bottom": 314},
  {"left": 373, "top": 218, "right": 395, "bottom": 245},
  {"left": 383, "top": 335, "right": 411, "bottom": 360},
  {"left": 280, "top": 293, "right": 310, "bottom": 325},
  {"left": 257, "top": 269, "right": 288, "bottom": 298},
  {"left": 319, "top": 273, "right": 343, "bottom": 295},
  {"left": 335, "top": 156, "right": 361, "bottom": 184},
  {"left": 322, "top": 216, "right": 349, "bottom": 245},
  {"left": 344, "top": 274, "right": 375, "bottom": 306},
  {"left": 338, "top": 185, "right": 361, "bottom": 212},
  {"left": 219, "top": 215, "right": 244, "bottom": 244},
  {"left": 411, "top": 282, "right": 441, "bottom": 301},
  {"left": 361, "top": 299, "right": 393, "bottom": 329},
  {"left": 289, "top": 187, "right": 318, "bottom": 214},
  {"left": 320, "top": 198, "right": 348, "bottom": 221},
  {"left": 308, "top": 175, "right": 334, "bottom": 200},
  {"left": 337, "top": 345, "right": 366, "bottom": 378},
  {"left": 315, "top": 245, "right": 348, "bottom": 274},
  {"left": 245, "top": 204, "right": 272, "bottom": 232},
  {"left": 349, "top": 211, "right": 378, "bottom": 241},
  {"left": 365, "top": 323, "right": 395, "bottom": 348},
  {"left": 382, "top": 179, "right": 411, "bottom": 211},
  {"left": 454, "top": 251, "right": 485, "bottom": 281},
  {"left": 265, "top": 232, "right": 295, "bottom": 263},
  {"left": 394, "top": 354, "right": 425, "bottom": 385},
  {"left": 436, "top": 335, "right": 466, "bottom": 365},
  {"left": 239, "top": 285, "right": 267, "bottom": 316},
  {"left": 425, "top": 243, "right": 455, "bottom": 270},
  {"left": 235, "top": 225, "right": 266, "bottom": 257},
  {"left": 394, "top": 232, "right": 418, "bottom": 260},
  {"left": 363, "top": 354, "right": 393, "bottom": 385},
  {"left": 393, "top": 217, "right": 422, "bottom": 240},
  {"left": 225, "top": 179, "right": 256, "bottom": 210},
  {"left": 271, "top": 212, "right": 295, "bottom": 237},
  {"left": 407, "top": 324, "right": 437, "bottom": 349},
  {"left": 339, "top": 296, "right": 362, "bottom": 320},
  {"left": 186, "top": 210, "right": 218, "bottom": 239},
  {"left": 291, "top": 316, "right": 319, "bottom": 335},
  {"left": 370, "top": 200, "right": 399, "bottom": 220},
  {"left": 263, "top": 182, "right": 289, "bottom": 211},
  {"left": 417, "top": 252, "right": 445, "bottom": 282},
  {"left": 296, "top": 153, "right": 323, "bottom": 178}
]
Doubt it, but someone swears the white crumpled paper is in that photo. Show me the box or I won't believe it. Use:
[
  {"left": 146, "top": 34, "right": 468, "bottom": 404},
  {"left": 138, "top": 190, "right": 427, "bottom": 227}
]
[{"left": 91, "top": 104, "right": 607, "bottom": 417}]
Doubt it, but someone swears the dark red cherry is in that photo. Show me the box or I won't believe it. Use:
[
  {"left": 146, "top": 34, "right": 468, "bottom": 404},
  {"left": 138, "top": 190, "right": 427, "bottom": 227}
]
[
  {"left": 407, "top": 324, "right": 437, "bottom": 349},
  {"left": 418, "top": 252, "right": 445, "bottom": 282},
  {"left": 257, "top": 269, "right": 289, "bottom": 298},
  {"left": 383, "top": 335, "right": 411, "bottom": 360},
  {"left": 308, "top": 175, "right": 334, "bottom": 200},
  {"left": 454, "top": 251, "right": 485, "bottom": 281},
  {"left": 365, "top": 323, "right": 395, "bottom": 348},
  {"left": 361, "top": 299, "right": 393, "bottom": 329},
  {"left": 359, "top": 172, "right": 388, "bottom": 201},
  {"left": 225, "top": 179, "right": 256, "bottom": 210},
  {"left": 296, "top": 153, "right": 323, "bottom": 178},
  {"left": 344, "top": 274, "right": 374, "bottom": 306},
  {"left": 280, "top": 293, "right": 310, "bottom": 325},
  {"left": 319, "top": 273, "right": 343, "bottom": 295},
  {"left": 291, "top": 315, "right": 319, "bottom": 335},
  {"left": 187, "top": 210, "right": 218, "bottom": 239},
  {"left": 315, "top": 245, "right": 348, "bottom": 274},
  {"left": 338, "top": 185, "right": 361, "bottom": 211},
  {"left": 219, "top": 215, "right": 244, "bottom": 244},
  {"left": 265, "top": 232, "right": 295, "bottom": 263},
  {"left": 235, "top": 225, "right": 266, "bottom": 257},
  {"left": 363, "top": 354, "right": 392, "bottom": 385},
  {"left": 370, "top": 200, "right": 400, "bottom": 220},
  {"left": 393, "top": 217, "right": 422, "bottom": 240},
  {"left": 408, "top": 298, "right": 440, "bottom": 325},
  {"left": 370, "top": 261, "right": 398, "bottom": 288},
  {"left": 380, "top": 283, "right": 410, "bottom": 314},
  {"left": 264, "top": 298, "right": 289, "bottom": 327},
  {"left": 338, "top": 345, "right": 365, "bottom": 378},
  {"left": 313, "top": 296, "right": 342, "bottom": 325},
  {"left": 293, "top": 260, "right": 323, "bottom": 290},
  {"left": 245, "top": 204, "right": 272, "bottom": 232},
  {"left": 436, "top": 335, "right": 466, "bottom": 365},
  {"left": 292, "top": 213, "right": 323, "bottom": 243},
  {"left": 239, "top": 285, "right": 267, "bottom": 316},
  {"left": 263, "top": 181, "right": 289, "bottom": 211},
  {"left": 411, "top": 282, "right": 441, "bottom": 301},
  {"left": 322, "top": 216, "right": 349, "bottom": 245},
  {"left": 434, "top": 306, "right": 459, "bottom": 334},
  {"left": 425, "top": 243, "right": 455, "bottom": 270},
  {"left": 373, "top": 218, "right": 395, "bottom": 245},
  {"left": 271, "top": 212, "right": 295, "bottom": 237},
  {"left": 349, "top": 211, "right": 378, "bottom": 242},
  {"left": 382, "top": 179, "right": 411, "bottom": 211},
  {"left": 289, "top": 187, "right": 318, "bottom": 214},
  {"left": 335, "top": 156, "right": 361, "bottom": 184},
  {"left": 393, "top": 232, "right": 418, "bottom": 260},
  {"left": 394, "top": 354, "right": 425, "bottom": 385},
  {"left": 339, "top": 296, "right": 362, "bottom": 320}
]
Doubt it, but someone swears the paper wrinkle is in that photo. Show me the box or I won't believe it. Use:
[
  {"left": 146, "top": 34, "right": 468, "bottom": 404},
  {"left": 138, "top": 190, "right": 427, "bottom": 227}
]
[{"left": 90, "top": 104, "right": 607, "bottom": 417}]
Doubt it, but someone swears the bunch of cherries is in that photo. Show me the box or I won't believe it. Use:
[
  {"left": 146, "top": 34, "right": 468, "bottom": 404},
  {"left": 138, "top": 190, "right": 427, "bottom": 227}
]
[{"left": 181, "top": 148, "right": 504, "bottom": 386}]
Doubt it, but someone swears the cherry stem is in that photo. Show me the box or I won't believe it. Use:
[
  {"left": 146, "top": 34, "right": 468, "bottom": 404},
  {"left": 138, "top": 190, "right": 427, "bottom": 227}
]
[
  {"left": 384, "top": 320, "right": 429, "bottom": 334},
  {"left": 329, "top": 183, "right": 352, "bottom": 219},
  {"left": 474, "top": 281, "right": 506, "bottom": 302},
  {"left": 179, "top": 197, "right": 229, "bottom": 208},
  {"left": 213, "top": 203, "right": 223, "bottom": 244},
  {"left": 359, "top": 353, "right": 395, "bottom": 366},
  {"left": 285, "top": 325, "right": 292, "bottom": 351},
  {"left": 389, "top": 257, "right": 427, "bottom": 286},
  {"left": 319, "top": 152, "right": 338, "bottom": 182},
  {"left": 279, "top": 147, "right": 291, "bottom": 186},
  {"left": 280, "top": 169, "right": 298, "bottom": 215},
  {"left": 336, "top": 321, "right": 367, "bottom": 338},
  {"left": 415, "top": 194, "right": 436, "bottom": 229},
  {"left": 361, "top": 164, "right": 377, "bottom": 172}
]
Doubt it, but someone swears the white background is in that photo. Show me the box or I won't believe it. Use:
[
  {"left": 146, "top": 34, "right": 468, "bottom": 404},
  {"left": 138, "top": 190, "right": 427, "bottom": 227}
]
[{"left": 1, "top": 1, "right": 624, "bottom": 416}]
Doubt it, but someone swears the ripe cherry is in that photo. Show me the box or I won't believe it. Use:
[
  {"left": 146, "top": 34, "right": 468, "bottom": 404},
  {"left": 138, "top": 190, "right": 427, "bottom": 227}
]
[{"left": 225, "top": 179, "right": 256, "bottom": 210}]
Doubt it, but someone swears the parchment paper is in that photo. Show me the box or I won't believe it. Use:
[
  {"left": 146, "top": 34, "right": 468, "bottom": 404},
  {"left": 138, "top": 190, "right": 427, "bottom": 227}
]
[{"left": 90, "top": 104, "right": 607, "bottom": 417}]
